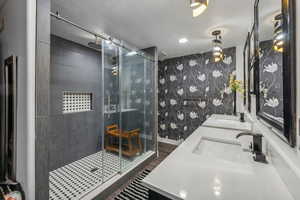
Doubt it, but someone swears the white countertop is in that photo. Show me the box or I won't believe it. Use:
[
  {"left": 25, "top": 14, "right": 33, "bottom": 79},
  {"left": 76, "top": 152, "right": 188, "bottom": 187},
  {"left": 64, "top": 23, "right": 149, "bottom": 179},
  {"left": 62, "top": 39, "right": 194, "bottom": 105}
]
[
  {"left": 142, "top": 115, "right": 294, "bottom": 200},
  {"left": 202, "top": 114, "right": 252, "bottom": 131},
  {"left": 207, "top": 114, "right": 240, "bottom": 121}
]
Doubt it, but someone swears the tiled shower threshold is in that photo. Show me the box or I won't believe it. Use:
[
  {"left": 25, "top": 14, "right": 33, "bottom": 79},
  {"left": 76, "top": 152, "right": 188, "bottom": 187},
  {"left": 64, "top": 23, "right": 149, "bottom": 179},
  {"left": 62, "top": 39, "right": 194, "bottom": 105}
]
[{"left": 49, "top": 150, "right": 155, "bottom": 200}]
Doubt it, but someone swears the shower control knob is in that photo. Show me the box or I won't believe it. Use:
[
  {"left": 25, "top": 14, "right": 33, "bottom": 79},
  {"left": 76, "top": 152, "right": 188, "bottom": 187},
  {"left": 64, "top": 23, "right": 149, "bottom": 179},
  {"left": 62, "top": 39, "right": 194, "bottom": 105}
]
[{"left": 249, "top": 142, "right": 253, "bottom": 152}]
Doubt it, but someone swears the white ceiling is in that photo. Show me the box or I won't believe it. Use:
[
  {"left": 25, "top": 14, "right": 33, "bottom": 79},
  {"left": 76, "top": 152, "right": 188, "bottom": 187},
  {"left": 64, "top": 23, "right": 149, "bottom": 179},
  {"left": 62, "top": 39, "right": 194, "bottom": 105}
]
[{"left": 51, "top": 0, "right": 256, "bottom": 59}]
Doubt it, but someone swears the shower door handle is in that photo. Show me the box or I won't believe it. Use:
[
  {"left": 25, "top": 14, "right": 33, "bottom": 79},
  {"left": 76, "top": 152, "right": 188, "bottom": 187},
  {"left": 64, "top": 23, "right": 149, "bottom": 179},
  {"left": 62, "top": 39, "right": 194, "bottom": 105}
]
[{"left": 107, "top": 95, "right": 111, "bottom": 118}]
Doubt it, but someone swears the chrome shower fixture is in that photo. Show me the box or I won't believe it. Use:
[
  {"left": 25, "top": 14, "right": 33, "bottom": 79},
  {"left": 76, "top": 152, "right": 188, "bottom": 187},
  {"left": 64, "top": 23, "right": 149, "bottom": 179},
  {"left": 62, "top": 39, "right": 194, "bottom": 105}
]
[{"left": 88, "top": 36, "right": 102, "bottom": 50}]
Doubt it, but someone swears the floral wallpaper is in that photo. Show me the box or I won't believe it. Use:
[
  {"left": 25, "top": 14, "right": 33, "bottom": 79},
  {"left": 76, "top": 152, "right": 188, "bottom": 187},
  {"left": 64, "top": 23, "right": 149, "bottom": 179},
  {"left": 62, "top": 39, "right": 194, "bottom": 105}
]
[
  {"left": 259, "top": 40, "right": 284, "bottom": 122},
  {"left": 158, "top": 47, "right": 236, "bottom": 140}
]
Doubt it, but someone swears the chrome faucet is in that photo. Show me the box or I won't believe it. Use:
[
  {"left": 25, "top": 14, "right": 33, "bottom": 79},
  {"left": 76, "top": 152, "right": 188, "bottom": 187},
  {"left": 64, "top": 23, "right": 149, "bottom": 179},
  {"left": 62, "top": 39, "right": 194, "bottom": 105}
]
[{"left": 236, "top": 132, "right": 268, "bottom": 163}]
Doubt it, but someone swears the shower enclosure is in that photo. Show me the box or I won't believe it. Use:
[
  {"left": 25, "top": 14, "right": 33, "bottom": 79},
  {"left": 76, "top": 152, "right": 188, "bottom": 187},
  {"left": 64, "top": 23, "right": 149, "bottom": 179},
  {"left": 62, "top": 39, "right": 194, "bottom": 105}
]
[
  {"left": 101, "top": 40, "right": 156, "bottom": 176},
  {"left": 49, "top": 13, "right": 156, "bottom": 200}
]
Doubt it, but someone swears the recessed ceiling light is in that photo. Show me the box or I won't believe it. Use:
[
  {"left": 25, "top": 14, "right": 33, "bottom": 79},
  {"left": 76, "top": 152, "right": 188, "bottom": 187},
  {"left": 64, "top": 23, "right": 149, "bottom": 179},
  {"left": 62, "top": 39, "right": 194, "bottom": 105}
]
[{"left": 179, "top": 38, "right": 188, "bottom": 44}]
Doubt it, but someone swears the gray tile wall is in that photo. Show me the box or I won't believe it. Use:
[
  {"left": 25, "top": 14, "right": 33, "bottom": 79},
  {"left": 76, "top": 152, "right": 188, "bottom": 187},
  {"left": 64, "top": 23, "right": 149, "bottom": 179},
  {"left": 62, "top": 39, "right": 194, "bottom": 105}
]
[
  {"left": 35, "top": 0, "right": 103, "bottom": 195},
  {"left": 35, "top": 1, "right": 157, "bottom": 196},
  {"left": 49, "top": 35, "right": 103, "bottom": 171},
  {"left": 36, "top": 0, "right": 51, "bottom": 199}
]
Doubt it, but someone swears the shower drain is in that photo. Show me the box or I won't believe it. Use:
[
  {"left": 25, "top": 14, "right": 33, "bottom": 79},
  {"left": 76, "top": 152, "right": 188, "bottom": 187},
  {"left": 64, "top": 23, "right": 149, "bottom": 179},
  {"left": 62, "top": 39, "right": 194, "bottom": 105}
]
[{"left": 90, "top": 167, "right": 99, "bottom": 173}]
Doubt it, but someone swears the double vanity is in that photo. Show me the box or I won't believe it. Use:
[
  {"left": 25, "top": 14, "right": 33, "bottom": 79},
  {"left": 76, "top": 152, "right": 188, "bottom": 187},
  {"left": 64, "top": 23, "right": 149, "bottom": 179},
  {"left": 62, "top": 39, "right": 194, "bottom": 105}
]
[{"left": 142, "top": 115, "right": 294, "bottom": 200}]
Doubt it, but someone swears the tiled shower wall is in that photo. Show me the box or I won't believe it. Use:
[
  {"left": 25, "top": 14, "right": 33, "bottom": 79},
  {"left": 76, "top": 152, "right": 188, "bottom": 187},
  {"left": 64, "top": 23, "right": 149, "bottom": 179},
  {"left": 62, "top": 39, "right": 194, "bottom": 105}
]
[
  {"left": 35, "top": 1, "right": 157, "bottom": 199},
  {"left": 158, "top": 47, "right": 236, "bottom": 140},
  {"left": 49, "top": 35, "right": 103, "bottom": 171},
  {"left": 35, "top": 0, "right": 51, "bottom": 199}
]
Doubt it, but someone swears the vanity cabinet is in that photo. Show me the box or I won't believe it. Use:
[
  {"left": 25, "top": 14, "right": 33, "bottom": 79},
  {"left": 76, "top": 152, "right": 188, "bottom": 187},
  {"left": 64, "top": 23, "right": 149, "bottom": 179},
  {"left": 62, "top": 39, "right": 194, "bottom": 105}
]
[{"left": 149, "top": 190, "right": 172, "bottom": 200}]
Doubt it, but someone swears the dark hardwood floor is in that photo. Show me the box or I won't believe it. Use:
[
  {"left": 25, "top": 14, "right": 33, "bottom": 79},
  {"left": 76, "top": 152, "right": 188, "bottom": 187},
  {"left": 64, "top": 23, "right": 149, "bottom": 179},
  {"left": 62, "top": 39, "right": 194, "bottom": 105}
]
[{"left": 105, "top": 142, "right": 177, "bottom": 200}]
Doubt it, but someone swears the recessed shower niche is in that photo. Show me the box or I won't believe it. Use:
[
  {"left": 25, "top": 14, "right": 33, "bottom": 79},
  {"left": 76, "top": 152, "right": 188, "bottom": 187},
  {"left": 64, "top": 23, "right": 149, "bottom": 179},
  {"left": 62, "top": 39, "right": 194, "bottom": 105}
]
[{"left": 62, "top": 92, "right": 93, "bottom": 114}]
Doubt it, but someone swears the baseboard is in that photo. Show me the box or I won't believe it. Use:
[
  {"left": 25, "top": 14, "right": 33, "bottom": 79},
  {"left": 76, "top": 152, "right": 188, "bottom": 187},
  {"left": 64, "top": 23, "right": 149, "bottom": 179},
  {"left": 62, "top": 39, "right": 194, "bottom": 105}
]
[{"left": 158, "top": 136, "right": 182, "bottom": 146}]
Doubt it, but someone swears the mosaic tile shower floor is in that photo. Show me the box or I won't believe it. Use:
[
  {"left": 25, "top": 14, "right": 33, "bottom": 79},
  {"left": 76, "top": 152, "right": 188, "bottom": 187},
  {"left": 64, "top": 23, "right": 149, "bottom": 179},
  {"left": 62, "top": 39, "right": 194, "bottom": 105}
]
[{"left": 49, "top": 151, "right": 131, "bottom": 200}]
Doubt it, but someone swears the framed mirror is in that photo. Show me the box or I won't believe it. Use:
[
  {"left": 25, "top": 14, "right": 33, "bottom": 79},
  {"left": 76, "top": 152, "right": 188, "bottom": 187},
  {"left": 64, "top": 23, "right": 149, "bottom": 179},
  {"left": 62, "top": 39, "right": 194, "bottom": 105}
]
[
  {"left": 249, "top": 26, "right": 256, "bottom": 67},
  {"left": 243, "top": 33, "right": 250, "bottom": 110},
  {"left": 257, "top": 0, "right": 296, "bottom": 146},
  {"left": 249, "top": 26, "right": 256, "bottom": 96},
  {"left": 246, "top": 0, "right": 260, "bottom": 114}
]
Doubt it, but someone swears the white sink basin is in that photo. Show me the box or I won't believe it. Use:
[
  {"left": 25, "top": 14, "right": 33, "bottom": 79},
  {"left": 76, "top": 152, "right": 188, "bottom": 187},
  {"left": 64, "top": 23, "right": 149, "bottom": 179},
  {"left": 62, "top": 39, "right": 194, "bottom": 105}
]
[
  {"left": 202, "top": 119, "right": 251, "bottom": 131},
  {"left": 193, "top": 137, "right": 250, "bottom": 165}
]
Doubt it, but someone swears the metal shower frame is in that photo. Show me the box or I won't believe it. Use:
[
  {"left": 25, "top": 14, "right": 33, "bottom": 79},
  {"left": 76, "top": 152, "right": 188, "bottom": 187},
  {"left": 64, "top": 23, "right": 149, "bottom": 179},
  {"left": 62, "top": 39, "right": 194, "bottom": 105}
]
[{"left": 50, "top": 12, "right": 155, "bottom": 62}]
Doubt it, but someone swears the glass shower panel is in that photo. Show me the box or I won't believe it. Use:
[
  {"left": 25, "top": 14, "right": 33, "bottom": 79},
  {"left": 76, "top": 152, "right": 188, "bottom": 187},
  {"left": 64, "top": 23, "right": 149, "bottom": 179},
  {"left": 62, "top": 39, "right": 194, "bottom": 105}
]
[
  {"left": 102, "top": 41, "right": 121, "bottom": 182},
  {"left": 144, "top": 59, "right": 155, "bottom": 152},
  {"left": 120, "top": 48, "right": 146, "bottom": 171}
]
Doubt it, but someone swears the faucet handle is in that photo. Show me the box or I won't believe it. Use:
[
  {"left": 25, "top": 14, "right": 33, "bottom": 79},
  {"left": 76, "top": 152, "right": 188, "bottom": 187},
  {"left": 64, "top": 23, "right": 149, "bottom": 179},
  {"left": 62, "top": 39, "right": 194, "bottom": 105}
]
[{"left": 249, "top": 142, "right": 253, "bottom": 151}]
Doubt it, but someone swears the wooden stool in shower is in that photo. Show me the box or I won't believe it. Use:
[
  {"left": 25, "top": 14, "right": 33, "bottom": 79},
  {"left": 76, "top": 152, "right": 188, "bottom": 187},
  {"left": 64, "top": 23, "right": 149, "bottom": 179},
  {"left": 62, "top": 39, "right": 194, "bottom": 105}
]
[{"left": 105, "top": 124, "right": 142, "bottom": 157}]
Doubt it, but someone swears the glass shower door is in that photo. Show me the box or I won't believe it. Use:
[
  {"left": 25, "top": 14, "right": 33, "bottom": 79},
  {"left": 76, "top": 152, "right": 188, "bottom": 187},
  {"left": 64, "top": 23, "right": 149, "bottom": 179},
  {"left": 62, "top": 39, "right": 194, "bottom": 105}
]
[
  {"left": 119, "top": 48, "right": 147, "bottom": 171},
  {"left": 102, "top": 40, "right": 121, "bottom": 182},
  {"left": 102, "top": 43, "right": 156, "bottom": 176}
]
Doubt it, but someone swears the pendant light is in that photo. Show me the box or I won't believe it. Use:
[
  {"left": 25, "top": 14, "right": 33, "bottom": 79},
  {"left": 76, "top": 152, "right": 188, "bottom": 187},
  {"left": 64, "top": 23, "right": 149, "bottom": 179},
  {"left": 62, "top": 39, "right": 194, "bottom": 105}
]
[
  {"left": 190, "top": 0, "right": 204, "bottom": 8},
  {"left": 212, "top": 30, "right": 224, "bottom": 62},
  {"left": 190, "top": 0, "right": 209, "bottom": 17},
  {"left": 273, "top": 14, "right": 284, "bottom": 52}
]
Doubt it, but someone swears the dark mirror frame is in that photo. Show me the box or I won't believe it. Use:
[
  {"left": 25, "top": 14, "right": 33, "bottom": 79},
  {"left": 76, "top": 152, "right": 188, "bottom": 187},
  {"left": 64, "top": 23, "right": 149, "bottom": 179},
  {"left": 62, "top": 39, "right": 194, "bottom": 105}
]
[
  {"left": 246, "top": 22, "right": 258, "bottom": 113},
  {"left": 255, "top": 0, "right": 297, "bottom": 147},
  {"left": 243, "top": 33, "right": 249, "bottom": 107},
  {"left": 243, "top": 33, "right": 252, "bottom": 112},
  {"left": 249, "top": 25, "right": 258, "bottom": 96}
]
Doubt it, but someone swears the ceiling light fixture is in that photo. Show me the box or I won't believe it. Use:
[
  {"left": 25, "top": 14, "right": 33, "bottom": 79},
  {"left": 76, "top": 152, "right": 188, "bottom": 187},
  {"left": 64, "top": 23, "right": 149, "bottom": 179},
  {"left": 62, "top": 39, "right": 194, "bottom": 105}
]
[
  {"left": 212, "top": 30, "right": 224, "bottom": 62},
  {"left": 105, "top": 40, "right": 112, "bottom": 44},
  {"left": 273, "top": 14, "right": 284, "bottom": 53},
  {"left": 190, "top": 0, "right": 201, "bottom": 8},
  {"left": 179, "top": 38, "right": 188, "bottom": 44},
  {"left": 126, "top": 51, "right": 137, "bottom": 56},
  {"left": 190, "top": 0, "right": 209, "bottom": 17}
]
